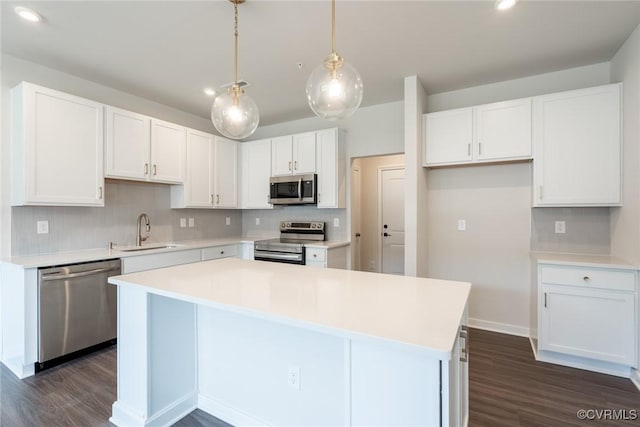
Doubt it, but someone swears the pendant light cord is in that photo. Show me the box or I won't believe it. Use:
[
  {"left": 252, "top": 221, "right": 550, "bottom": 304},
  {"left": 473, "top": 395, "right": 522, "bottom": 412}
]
[
  {"left": 331, "top": 0, "right": 336, "bottom": 54},
  {"left": 234, "top": 1, "right": 239, "bottom": 84}
]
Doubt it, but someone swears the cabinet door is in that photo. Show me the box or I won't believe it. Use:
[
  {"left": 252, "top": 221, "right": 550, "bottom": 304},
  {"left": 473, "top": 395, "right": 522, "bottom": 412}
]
[
  {"left": 271, "top": 136, "right": 293, "bottom": 176},
  {"left": 539, "top": 284, "right": 635, "bottom": 366},
  {"left": 241, "top": 139, "right": 272, "bottom": 209},
  {"left": 533, "top": 84, "right": 621, "bottom": 206},
  {"left": 12, "top": 83, "right": 105, "bottom": 206},
  {"left": 424, "top": 108, "right": 473, "bottom": 166},
  {"left": 316, "top": 129, "right": 345, "bottom": 208},
  {"left": 105, "top": 106, "right": 150, "bottom": 180},
  {"left": 185, "top": 129, "right": 214, "bottom": 208},
  {"left": 475, "top": 98, "right": 532, "bottom": 161},
  {"left": 293, "top": 132, "right": 317, "bottom": 174},
  {"left": 213, "top": 137, "right": 238, "bottom": 208},
  {"left": 151, "top": 119, "right": 186, "bottom": 184}
]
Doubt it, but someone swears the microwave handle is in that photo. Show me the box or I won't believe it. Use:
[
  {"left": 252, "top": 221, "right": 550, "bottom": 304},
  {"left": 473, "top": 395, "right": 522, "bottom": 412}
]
[{"left": 298, "top": 177, "right": 302, "bottom": 201}]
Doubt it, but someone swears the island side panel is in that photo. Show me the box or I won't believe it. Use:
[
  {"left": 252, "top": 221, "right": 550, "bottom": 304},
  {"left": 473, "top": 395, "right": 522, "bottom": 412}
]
[
  {"left": 111, "top": 287, "right": 198, "bottom": 427},
  {"left": 197, "top": 307, "right": 346, "bottom": 426},
  {"left": 350, "top": 340, "right": 441, "bottom": 426}
]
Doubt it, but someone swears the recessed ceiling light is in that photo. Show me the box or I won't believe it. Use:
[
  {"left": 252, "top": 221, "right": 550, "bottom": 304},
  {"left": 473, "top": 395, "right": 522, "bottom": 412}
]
[
  {"left": 15, "top": 6, "right": 43, "bottom": 23},
  {"left": 495, "top": 0, "right": 517, "bottom": 11},
  {"left": 203, "top": 88, "right": 216, "bottom": 96}
]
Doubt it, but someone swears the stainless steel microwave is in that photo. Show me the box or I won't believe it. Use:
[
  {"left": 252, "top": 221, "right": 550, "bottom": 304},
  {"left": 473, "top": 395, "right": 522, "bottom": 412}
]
[{"left": 269, "top": 174, "right": 317, "bottom": 205}]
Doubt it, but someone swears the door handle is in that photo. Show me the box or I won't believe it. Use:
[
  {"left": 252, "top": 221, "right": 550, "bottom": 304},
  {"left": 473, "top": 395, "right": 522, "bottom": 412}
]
[
  {"left": 355, "top": 233, "right": 361, "bottom": 237},
  {"left": 298, "top": 177, "right": 302, "bottom": 200},
  {"left": 383, "top": 232, "right": 391, "bottom": 237}
]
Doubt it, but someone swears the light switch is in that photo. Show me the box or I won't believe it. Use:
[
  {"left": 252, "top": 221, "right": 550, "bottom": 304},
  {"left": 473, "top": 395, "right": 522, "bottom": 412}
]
[
  {"left": 255, "top": 217, "right": 260, "bottom": 225},
  {"left": 188, "top": 218, "right": 195, "bottom": 228},
  {"left": 37, "top": 220, "right": 49, "bottom": 234},
  {"left": 226, "top": 217, "right": 231, "bottom": 226},
  {"left": 555, "top": 221, "right": 566, "bottom": 234},
  {"left": 180, "top": 218, "right": 187, "bottom": 228},
  {"left": 333, "top": 218, "right": 340, "bottom": 227},
  {"left": 457, "top": 219, "right": 466, "bottom": 231}
]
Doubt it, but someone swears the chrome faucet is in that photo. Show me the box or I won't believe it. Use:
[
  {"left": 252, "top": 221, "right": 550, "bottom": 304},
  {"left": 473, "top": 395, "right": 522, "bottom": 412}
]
[{"left": 136, "top": 213, "right": 151, "bottom": 246}]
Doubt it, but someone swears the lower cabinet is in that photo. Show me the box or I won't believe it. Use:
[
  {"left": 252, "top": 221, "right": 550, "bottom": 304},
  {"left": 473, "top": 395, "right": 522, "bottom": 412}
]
[
  {"left": 305, "top": 246, "right": 348, "bottom": 269},
  {"left": 537, "top": 262, "right": 637, "bottom": 370},
  {"left": 202, "top": 245, "right": 238, "bottom": 261}
]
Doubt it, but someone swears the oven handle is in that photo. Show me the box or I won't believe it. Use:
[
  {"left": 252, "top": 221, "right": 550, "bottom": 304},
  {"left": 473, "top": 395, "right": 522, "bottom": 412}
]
[
  {"left": 298, "top": 177, "right": 302, "bottom": 201},
  {"left": 255, "top": 252, "right": 303, "bottom": 261}
]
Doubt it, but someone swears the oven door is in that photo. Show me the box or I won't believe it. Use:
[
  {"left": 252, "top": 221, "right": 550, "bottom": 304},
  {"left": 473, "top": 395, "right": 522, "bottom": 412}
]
[{"left": 269, "top": 174, "right": 316, "bottom": 205}]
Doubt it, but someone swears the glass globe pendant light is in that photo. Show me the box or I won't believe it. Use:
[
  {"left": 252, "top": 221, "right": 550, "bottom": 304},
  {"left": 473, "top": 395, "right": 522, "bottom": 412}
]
[
  {"left": 306, "top": 0, "right": 363, "bottom": 121},
  {"left": 211, "top": 0, "right": 259, "bottom": 140}
]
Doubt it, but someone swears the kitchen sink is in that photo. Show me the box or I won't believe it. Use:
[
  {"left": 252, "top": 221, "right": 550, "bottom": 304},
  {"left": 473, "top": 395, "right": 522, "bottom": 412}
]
[{"left": 115, "top": 244, "right": 182, "bottom": 252}]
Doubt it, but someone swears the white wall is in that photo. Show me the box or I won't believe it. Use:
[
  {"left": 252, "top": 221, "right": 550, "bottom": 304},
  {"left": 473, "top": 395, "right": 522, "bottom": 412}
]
[
  {"left": 423, "top": 62, "right": 611, "bottom": 334},
  {"left": 611, "top": 25, "right": 640, "bottom": 265}
]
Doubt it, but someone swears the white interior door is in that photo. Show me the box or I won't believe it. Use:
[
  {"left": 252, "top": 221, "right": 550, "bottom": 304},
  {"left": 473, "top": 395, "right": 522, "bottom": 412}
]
[
  {"left": 379, "top": 167, "right": 405, "bottom": 275},
  {"left": 351, "top": 162, "right": 362, "bottom": 271}
]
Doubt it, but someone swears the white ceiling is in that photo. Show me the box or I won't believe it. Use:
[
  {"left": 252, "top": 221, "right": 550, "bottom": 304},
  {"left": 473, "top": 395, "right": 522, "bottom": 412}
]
[{"left": 3, "top": 1, "right": 640, "bottom": 126}]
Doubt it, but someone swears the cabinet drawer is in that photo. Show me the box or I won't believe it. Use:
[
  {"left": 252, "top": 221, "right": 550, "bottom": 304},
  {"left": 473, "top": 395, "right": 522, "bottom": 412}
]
[
  {"left": 306, "top": 248, "right": 326, "bottom": 263},
  {"left": 202, "top": 245, "right": 238, "bottom": 261},
  {"left": 540, "top": 265, "right": 635, "bottom": 292}
]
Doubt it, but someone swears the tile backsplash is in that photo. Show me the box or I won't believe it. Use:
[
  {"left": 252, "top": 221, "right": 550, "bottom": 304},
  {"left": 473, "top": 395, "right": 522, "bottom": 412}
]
[
  {"left": 242, "top": 206, "right": 348, "bottom": 241},
  {"left": 11, "top": 180, "right": 242, "bottom": 256}
]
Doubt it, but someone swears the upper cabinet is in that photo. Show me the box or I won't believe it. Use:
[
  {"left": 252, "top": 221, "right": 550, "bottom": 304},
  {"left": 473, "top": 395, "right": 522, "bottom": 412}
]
[
  {"left": 171, "top": 132, "right": 237, "bottom": 209},
  {"left": 271, "top": 132, "right": 316, "bottom": 176},
  {"left": 11, "top": 82, "right": 105, "bottom": 206},
  {"left": 105, "top": 106, "right": 186, "bottom": 184},
  {"left": 213, "top": 137, "right": 238, "bottom": 208},
  {"left": 240, "top": 139, "right": 272, "bottom": 209},
  {"left": 423, "top": 98, "right": 532, "bottom": 167},
  {"left": 316, "top": 129, "right": 346, "bottom": 208},
  {"left": 532, "top": 84, "right": 622, "bottom": 207}
]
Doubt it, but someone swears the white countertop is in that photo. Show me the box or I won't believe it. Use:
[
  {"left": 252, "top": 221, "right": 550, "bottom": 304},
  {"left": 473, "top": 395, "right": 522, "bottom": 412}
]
[
  {"left": 531, "top": 251, "right": 638, "bottom": 270},
  {"left": 2, "top": 237, "right": 351, "bottom": 268},
  {"left": 109, "top": 258, "right": 470, "bottom": 359}
]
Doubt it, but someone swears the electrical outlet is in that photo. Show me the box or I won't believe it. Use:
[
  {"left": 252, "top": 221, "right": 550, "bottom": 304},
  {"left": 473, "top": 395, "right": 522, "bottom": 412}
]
[
  {"left": 188, "top": 218, "right": 195, "bottom": 228},
  {"left": 255, "top": 217, "right": 260, "bottom": 226},
  {"left": 457, "top": 219, "right": 466, "bottom": 231},
  {"left": 333, "top": 218, "right": 340, "bottom": 227},
  {"left": 226, "top": 217, "right": 231, "bottom": 226},
  {"left": 180, "top": 218, "right": 187, "bottom": 228},
  {"left": 555, "top": 221, "right": 566, "bottom": 234},
  {"left": 288, "top": 365, "right": 300, "bottom": 390},
  {"left": 37, "top": 220, "right": 49, "bottom": 234}
]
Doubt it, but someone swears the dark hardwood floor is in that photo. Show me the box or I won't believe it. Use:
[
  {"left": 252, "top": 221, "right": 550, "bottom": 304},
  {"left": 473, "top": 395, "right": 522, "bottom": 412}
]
[{"left": 1, "top": 329, "right": 638, "bottom": 426}]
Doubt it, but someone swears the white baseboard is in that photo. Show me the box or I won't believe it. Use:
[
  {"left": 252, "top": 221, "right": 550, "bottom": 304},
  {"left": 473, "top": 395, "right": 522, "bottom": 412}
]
[
  {"left": 534, "top": 348, "right": 631, "bottom": 378},
  {"left": 468, "top": 317, "right": 530, "bottom": 337},
  {"left": 1, "top": 357, "right": 34, "bottom": 379},
  {"left": 631, "top": 369, "right": 640, "bottom": 391},
  {"left": 110, "top": 392, "right": 197, "bottom": 427},
  {"left": 198, "top": 394, "right": 270, "bottom": 427}
]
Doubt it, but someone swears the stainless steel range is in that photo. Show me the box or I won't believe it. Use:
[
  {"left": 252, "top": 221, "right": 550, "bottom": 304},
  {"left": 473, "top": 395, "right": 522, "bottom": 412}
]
[{"left": 254, "top": 221, "right": 325, "bottom": 265}]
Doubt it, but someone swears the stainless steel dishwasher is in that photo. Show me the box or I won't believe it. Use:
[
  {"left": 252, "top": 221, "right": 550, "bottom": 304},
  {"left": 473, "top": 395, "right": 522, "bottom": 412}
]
[{"left": 37, "top": 259, "right": 120, "bottom": 372}]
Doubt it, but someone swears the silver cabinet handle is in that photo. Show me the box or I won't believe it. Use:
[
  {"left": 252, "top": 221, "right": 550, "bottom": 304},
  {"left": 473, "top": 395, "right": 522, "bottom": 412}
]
[
  {"left": 294, "top": 160, "right": 298, "bottom": 170},
  {"left": 216, "top": 194, "right": 220, "bottom": 204},
  {"left": 41, "top": 267, "right": 120, "bottom": 281},
  {"left": 210, "top": 194, "right": 214, "bottom": 204},
  {"left": 144, "top": 163, "right": 149, "bottom": 175},
  {"left": 288, "top": 161, "right": 292, "bottom": 171},
  {"left": 544, "top": 292, "right": 547, "bottom": 308},
  {"left": 583, "top": 276, "right": 590, "bottom": 282},
  {"left": 459, "top": 325, "right": 468, "bottom": 363},
  {"left": 539, "top": 185, "right": 544, "bottom": 200},
  {"left": 98, "top": 186, "right": 103, "bottom": 199},
  {"left": 478, "top": 142, "right": 482, "bottom": 156},
  {"left": 153, "top": 164, "right": 157, "bottom": 176},
  {"left": 467, "top": 143, "right": 471, "bottom": 157},
  {"left": 298, "top": 177, "right": 302, "bottom": 200}
]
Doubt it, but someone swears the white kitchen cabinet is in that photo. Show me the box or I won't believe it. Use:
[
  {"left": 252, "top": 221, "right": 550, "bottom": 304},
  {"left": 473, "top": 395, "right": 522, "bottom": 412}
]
[
  {"left": 271, "top": 132, "right": 316, "bottom": 176},
  {"left": 316, "top": 128, "right": 346, "bottom": 208},
  {"left": 201, "top": 245, "right": 238, "bottom": 261},
  {"left": 532, "top": 84, "right": 621, "bottom": 206},
  {"left": 240, "top": 139, "right": 272, "bottom": 209},
  {"left": 538, "top": 263, "right": 637, "bottom": 368},
  {"left": 423, "top": 98, "right": 532, "bottom": 167},
  {"left": 11, "top": 82, "right": 105, "bottom": 206},
  {"left": 213, "top": 137, "right": 238, "bottom": 208},
  {"left": 171, "top": 129, "right": 214, "bottom": 208},
  {"left": 105, "top": 107, "right": 186, "bottom": 184},
  {"left": 306, "top": 245, "right": 348, "bottom": 269}
]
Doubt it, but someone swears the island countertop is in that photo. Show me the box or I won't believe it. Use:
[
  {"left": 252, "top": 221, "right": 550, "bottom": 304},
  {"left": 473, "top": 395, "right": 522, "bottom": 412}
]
[{"left": 109, "top": 257, "right": 471, "bottom": 359}]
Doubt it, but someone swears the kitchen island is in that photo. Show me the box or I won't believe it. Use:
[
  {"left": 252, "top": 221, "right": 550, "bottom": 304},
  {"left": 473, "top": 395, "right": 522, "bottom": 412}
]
[{"left": 108, "top": 258, "right": 471, "bottom": 427}]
